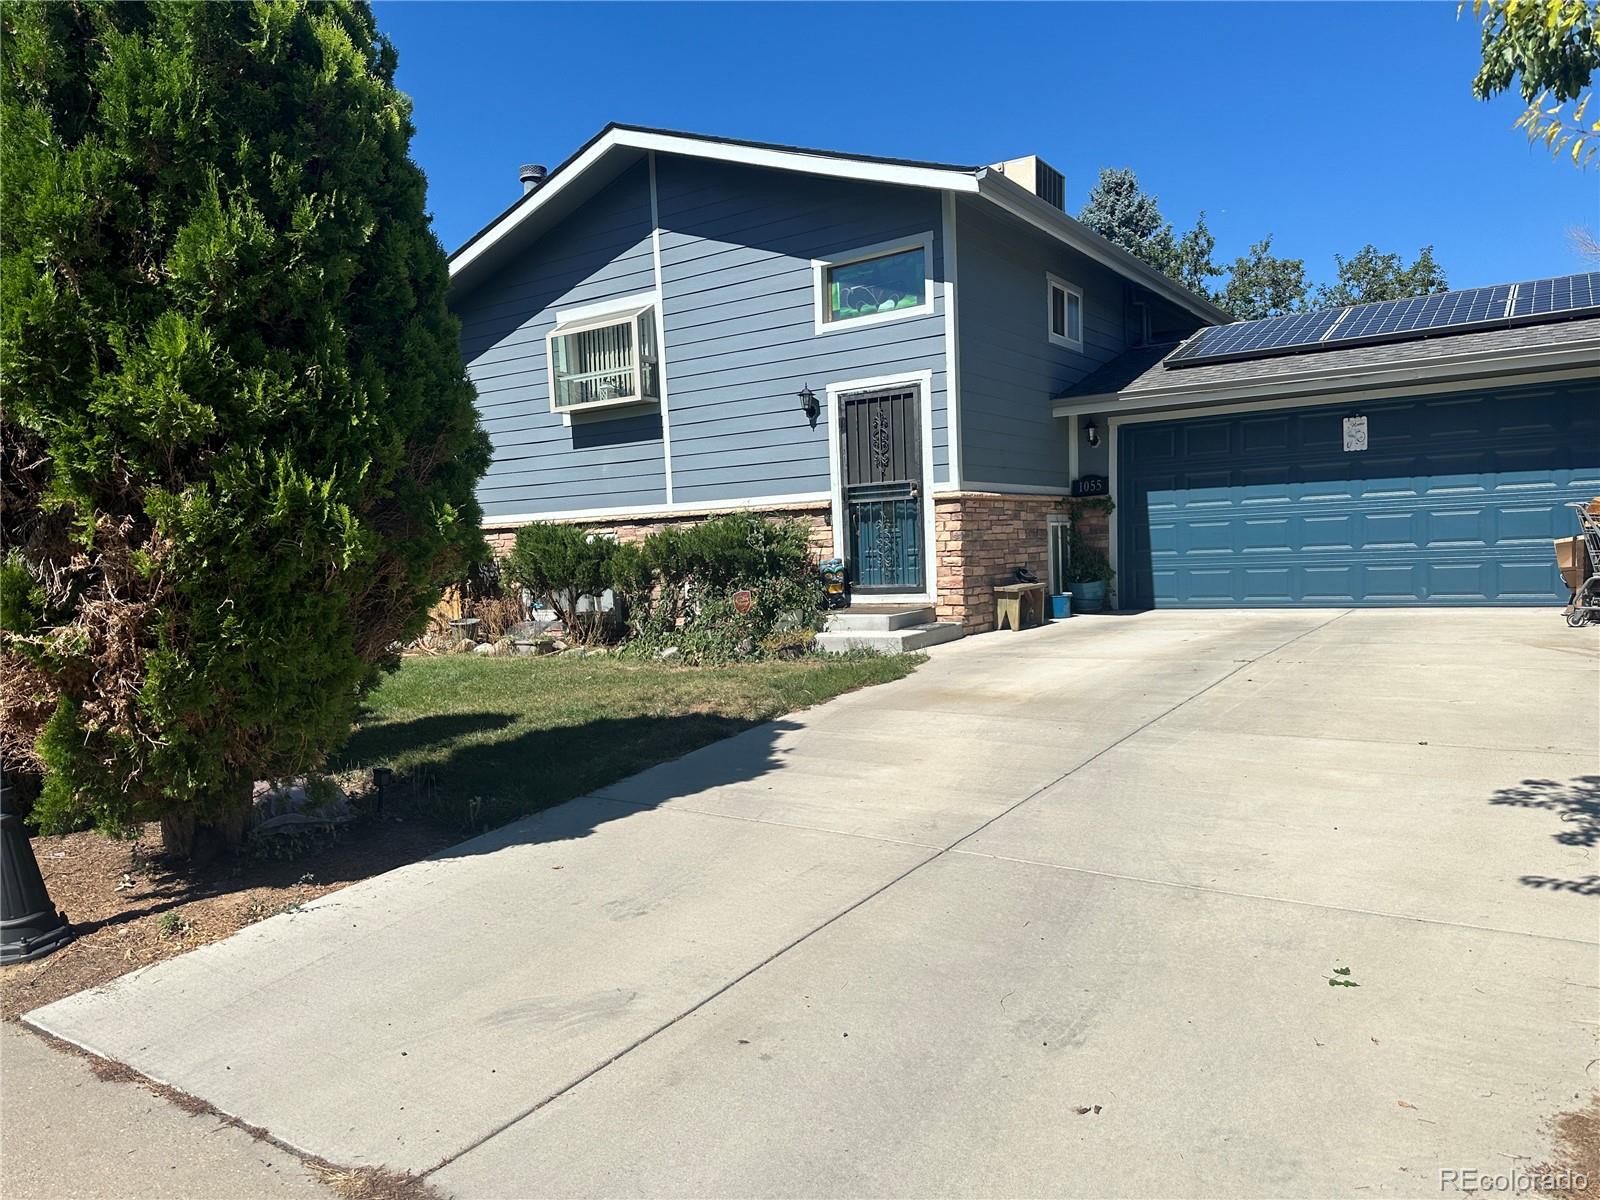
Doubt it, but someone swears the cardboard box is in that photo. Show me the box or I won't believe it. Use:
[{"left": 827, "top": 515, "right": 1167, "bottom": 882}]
[{"left": 1555, "top": 534, "right": 1591, "bottom": 591}]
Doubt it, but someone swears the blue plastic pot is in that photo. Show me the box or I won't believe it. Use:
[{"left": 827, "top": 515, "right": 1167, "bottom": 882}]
[{"left": 1050, "top": 593, "right": 1072, "bottom": 620}]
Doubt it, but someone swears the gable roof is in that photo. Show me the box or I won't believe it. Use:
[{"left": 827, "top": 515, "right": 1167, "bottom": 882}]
[{"left": 446, "top": 123, "right": 1229, "bottom": 324}]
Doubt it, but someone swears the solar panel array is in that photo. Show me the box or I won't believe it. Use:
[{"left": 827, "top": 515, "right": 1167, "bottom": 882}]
[{"left": 1166, "top": 271, "right": 1600, "bottom": 368}]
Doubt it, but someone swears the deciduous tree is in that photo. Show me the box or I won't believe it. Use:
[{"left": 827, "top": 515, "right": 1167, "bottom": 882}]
[
  {"left": 1315, "top": 245, "right": 1450, "bottom": 307},
  {"left": 1464, "top": 0, "right": 1600, "bottom": 166}
]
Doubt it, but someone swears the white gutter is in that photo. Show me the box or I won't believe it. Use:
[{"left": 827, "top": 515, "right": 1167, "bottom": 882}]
[{"left": 1050, "top": 338, "right": 1600, "bottom": 418}]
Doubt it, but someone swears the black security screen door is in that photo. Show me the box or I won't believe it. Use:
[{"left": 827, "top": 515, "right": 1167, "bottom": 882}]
[{"left": 840, "top": 386, "right": 923, "bottom": 593}]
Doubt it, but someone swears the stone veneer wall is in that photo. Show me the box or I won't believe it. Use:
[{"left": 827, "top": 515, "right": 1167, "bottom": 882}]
[
  {"left": 932, "top": 493, "right": 1109, "bottom": 634},
  {"left": 482, "top": 492, "right": 1112, "bottom": 637}
]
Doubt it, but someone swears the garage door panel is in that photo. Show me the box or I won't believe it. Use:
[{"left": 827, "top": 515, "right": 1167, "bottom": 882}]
[
  {"left": 1357, "top": 509, "right": 1418, "bottom": 550},
  {"left": 1359, "top": 562, "right": 1422, "bottom": 601},
  {"left": 1424, "top": 506, "right": 1491, "bottom": 547},
  {"left": 1300, "top": 513, "right": 1355, "bottom": 551},
  {"left": 1182, "top": 422, "right": 1232, "bottom": 457},
  {"left": 1117, "top": 383, "right": 1599, "bottom": 608},
  {"left": 1302, "top": 564, "right": 1360, "bottom": 602},
  {"left": 1240, "top": 415, "right": 1291, "bottom": 454},
  {"left": 1235, "top": 569, "right": 1293, "bottom": 603}
]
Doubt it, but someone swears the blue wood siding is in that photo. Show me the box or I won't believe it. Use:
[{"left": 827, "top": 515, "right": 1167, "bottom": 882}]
[
  {"left": 452, "top": 155, "right": 951, "bottom": 522},
  {"left": 954, "top": 199, "right": 1196, "bottom": 489},
  {"left": 657, "top": 157, "right": 948, "bottom": 503},
  {"left": 454, "top": 161, "right": 666, "bottom": 520},
  {"left": 1117, "top": 381, "right": 1600, "bottom": 607}
]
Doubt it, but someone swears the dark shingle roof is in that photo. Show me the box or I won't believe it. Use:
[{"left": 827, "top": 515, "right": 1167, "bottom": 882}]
[{"left": 1057, "top": 315, "right": 1600, "bottom": 404}]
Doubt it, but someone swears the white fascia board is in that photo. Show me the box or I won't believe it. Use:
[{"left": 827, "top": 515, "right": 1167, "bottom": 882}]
[
  {"left": 616, "top": 129, "right": 983, "bottom": 194},
  {"left": 449, "top": 129, "right": 626, "bottom": 280},
  {"left": 975, "top": 169, "right": 1229, "bottom": 326},
  {"left": 449, "top": 128, "right": 981, "bottom": 282},
  {"left": 1050, "top": 339, "right": 1600, "bottom": 419}
]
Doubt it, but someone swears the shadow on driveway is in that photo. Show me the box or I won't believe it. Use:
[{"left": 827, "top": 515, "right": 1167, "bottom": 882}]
[{"left": 1489, "top": 774, "right": 1600, "bottom": 896}]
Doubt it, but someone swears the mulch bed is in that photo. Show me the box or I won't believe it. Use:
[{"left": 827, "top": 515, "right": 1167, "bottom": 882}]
[{"left": 0, "top": 816, "right": 456, "bottom": 1021}]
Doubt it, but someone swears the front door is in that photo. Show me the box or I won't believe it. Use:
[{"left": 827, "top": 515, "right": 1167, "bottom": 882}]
[{"left": 840, "top": 385, "right": 924, "bottom": 594}]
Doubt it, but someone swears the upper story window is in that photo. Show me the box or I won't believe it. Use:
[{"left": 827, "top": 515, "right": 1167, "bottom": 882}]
[
  {"left": 1047, "top": 274, "right": 1084, "bottom": 351},
  {"left": 813, "top": 234, "right": 934, "bottom": 334},
  {"left": 546, "top": 299, "right": 659, "bottom": 414}
]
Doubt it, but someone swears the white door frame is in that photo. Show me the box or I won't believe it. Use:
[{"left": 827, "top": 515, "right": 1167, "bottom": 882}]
[{"left": 825, "top": 369, "right": 937, "bottom": 607}]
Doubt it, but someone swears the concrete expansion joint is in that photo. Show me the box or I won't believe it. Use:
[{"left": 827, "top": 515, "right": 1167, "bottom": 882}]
[{"left": 416, "top": 609, "right": 1352, "bottom": 1181}]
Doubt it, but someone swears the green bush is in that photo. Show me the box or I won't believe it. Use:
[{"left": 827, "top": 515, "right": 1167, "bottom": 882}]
[
  {"left": 622, "top": 513, "right": 821, "bottom": 662},
  {"left": 0, "top": 2, "right": 489, "bottom": 853},
  {"left": 503, "top": 523, "right": 620, "bottom": 628}
]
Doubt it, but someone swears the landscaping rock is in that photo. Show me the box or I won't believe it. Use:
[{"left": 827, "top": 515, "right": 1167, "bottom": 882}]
[
  {"left": 473, "top": 642, "right": 495, "bottom": 655},
  {"left": 655, "top": 647, "right": 681, "bottom": 661},
  {"left": 249, "top": 779, "right": 354, "bottom": 834}
]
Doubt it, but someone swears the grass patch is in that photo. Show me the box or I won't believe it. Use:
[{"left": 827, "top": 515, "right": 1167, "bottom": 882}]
[{"left": 331, "top": 653, "right": 920, "bottom": 831}]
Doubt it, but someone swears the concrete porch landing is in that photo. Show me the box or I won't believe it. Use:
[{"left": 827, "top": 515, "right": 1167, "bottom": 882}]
[{"left": 814, "top": 604, "right": 964, "bottom": 653}]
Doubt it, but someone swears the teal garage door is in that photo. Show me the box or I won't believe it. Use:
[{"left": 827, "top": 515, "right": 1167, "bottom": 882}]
[{"left": 1117, "top": 382, "right": 1600, "bottom": 608}]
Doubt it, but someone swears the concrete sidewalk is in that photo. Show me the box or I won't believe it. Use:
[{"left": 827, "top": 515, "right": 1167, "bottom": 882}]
[
  {"left": 22, "top": 610, "right": 1599, "bottom": 1198},
  {"left": 0, "top": 1024, "right": 333, "bottom": 1200}
]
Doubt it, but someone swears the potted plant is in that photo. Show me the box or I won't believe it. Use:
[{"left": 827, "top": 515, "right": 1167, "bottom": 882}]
[{"left": 1067, "top": 530, "right": 1115, "bottom": 613}]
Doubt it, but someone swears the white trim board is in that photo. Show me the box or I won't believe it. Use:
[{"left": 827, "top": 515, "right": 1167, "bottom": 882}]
[
  {"left": 648, "top": 152, "right": 675, "bottom": 503},
  {"left": 481, "top": 490, "right": 832, "bottom": 528},
  {"left": 941, "top": 193, "right": 964, "bottom": 490},
  {"left": 938, "top": 481, "right": 1070, "bottom": 497},
  {"left": 824, "top": 368, "right": 938, "bottom": 603}
]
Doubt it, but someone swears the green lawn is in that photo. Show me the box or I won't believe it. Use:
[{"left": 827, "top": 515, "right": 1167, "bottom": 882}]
[{"left": 331, "top": 652, "right": 921, "bottom": 831}]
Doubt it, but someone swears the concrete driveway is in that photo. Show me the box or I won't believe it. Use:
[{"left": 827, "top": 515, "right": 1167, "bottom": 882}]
[{"left": 25, "top": 610, "right": 1599, "bottom": 1198}]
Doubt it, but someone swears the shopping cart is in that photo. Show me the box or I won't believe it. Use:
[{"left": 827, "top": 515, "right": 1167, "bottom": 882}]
[{"left": 1560, "top": 501, "right": 1600, "bottom": 627}]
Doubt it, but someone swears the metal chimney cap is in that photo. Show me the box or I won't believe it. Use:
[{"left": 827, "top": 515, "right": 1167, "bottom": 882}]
[{"left": 519, "top": 163, "right": 548, "bottom": 193}]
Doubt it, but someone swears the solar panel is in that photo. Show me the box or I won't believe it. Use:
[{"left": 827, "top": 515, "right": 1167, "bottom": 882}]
[
  {"left": 1165, "top": 271, "right": 1600, "bottom": 369},
  {"left": 1333, "top": 284, "right": 1513, "bottom": 343},
  {"left": 1166, "top": 308, "right": 1345, "bottom": 364},
  {"left": 1511, "top": 271, "right": 1600, "bottom": 318}
]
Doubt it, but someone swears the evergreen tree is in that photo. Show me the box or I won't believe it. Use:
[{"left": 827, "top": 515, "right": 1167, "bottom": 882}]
[
  {"left": 1077, "top": 167, "right": 1221, "bottom": 300},
  {"left": 1, "top": 1, "right": 490, "bottom": 854}
]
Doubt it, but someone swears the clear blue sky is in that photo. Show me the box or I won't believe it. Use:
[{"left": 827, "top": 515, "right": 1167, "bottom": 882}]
[{"left": 377, "top": 0, "right": 1599, "bottom": 290}]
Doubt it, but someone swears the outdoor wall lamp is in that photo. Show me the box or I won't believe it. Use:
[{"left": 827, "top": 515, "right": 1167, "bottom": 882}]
[
  {"left": 1084, "top": 419, "right": 1101, "bottom": 448},
  {"left": 797, "top": 384, "right": 820, "bottom": 425}
]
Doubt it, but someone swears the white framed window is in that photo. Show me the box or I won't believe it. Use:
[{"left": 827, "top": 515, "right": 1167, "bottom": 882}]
[
  {"left": 1047, "top": 274, "right": 1084, "bottom": 351},
  {"left": 1047, "top": 514, "right": 1073, "bottom": 594},
  {"left": 813, "top": 233, "right": 935, "bottom": 334},
  {"left": 545, "top": 297, "right": 660, "bottom": 415}
]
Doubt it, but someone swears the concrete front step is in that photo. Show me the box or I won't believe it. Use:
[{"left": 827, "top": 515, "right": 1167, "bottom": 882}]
[
  {"left": 824, "top": 605, "right": 935, "bottom": 632},
  {"left": 815, "top": 622, "right": 964, "bottom": 655}
]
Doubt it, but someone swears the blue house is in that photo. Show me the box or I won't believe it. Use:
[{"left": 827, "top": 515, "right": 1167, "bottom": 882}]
[{"left": 447, "top": 125, "right": 1599, "bottom": 631}]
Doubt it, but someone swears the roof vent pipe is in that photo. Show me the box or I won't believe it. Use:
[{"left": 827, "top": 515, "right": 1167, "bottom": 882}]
[{"left": 519, "top": 163, "right": 547, "bottom": 195}]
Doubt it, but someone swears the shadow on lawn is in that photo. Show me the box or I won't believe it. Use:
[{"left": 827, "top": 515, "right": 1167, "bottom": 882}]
[
  {"left": 336, "top": 710, "right": 802, "bottom": 848},
  {"left": 1489, "top": 775, "right": 1600, "bottom": 897}
]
